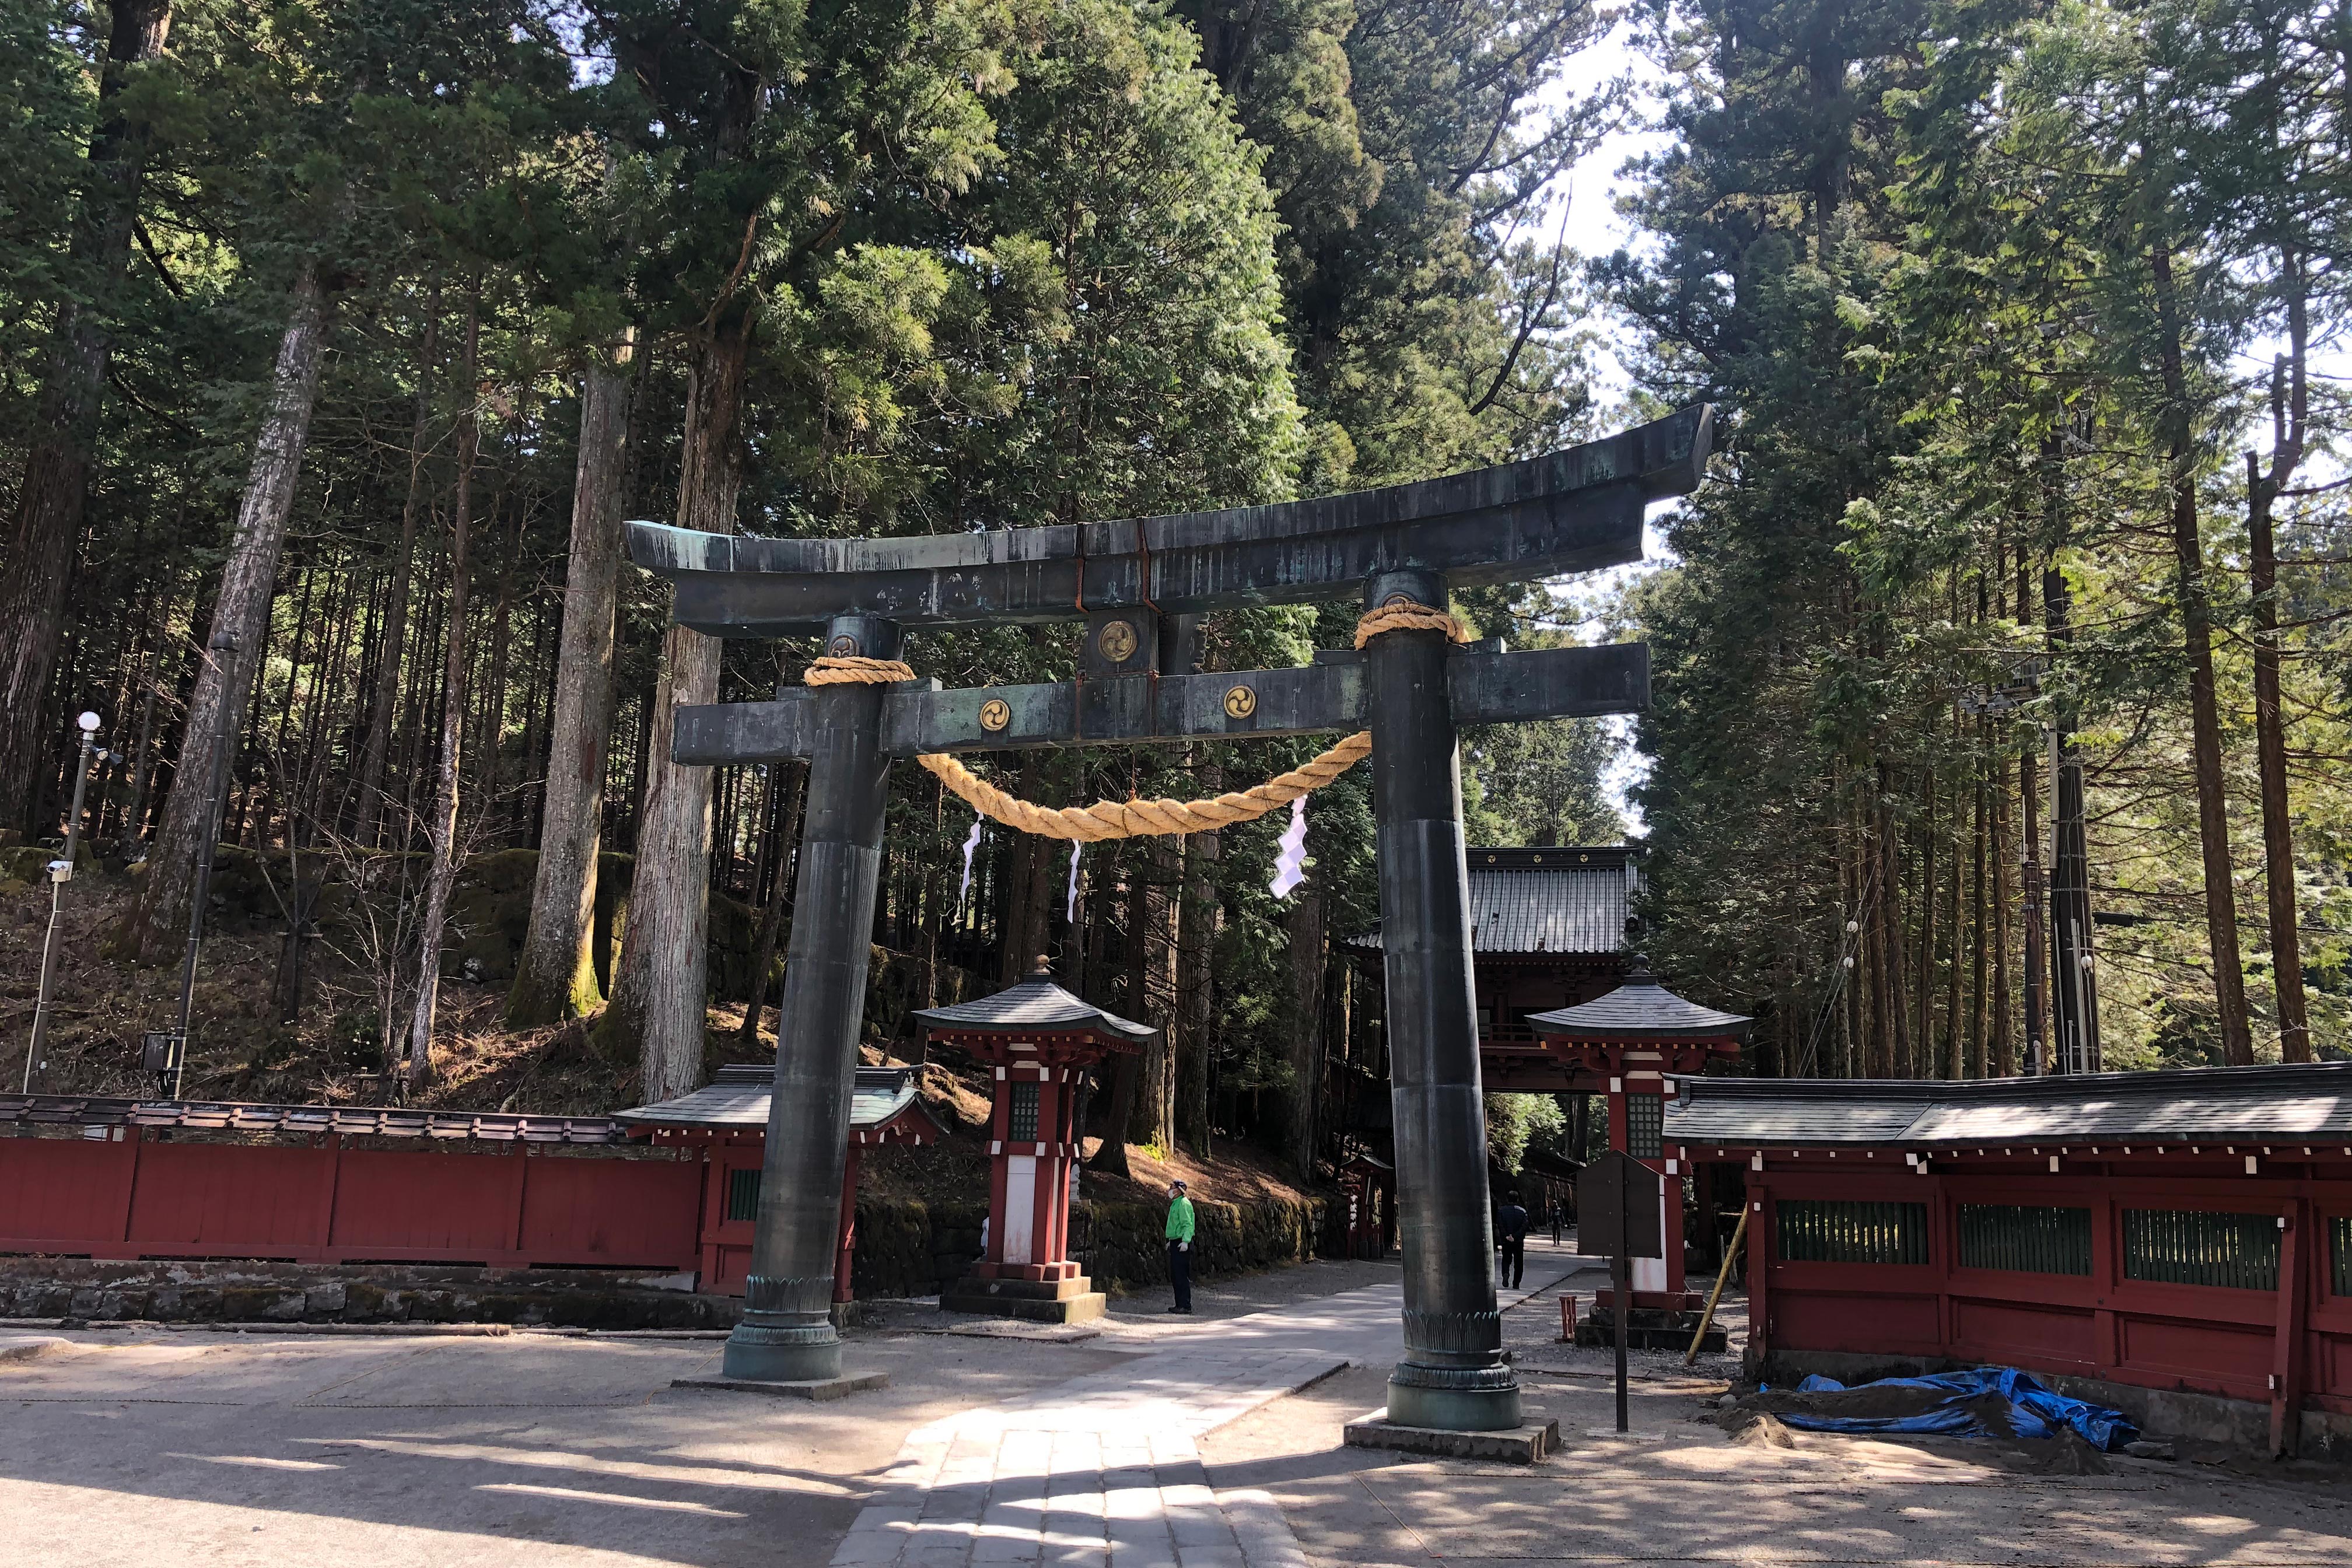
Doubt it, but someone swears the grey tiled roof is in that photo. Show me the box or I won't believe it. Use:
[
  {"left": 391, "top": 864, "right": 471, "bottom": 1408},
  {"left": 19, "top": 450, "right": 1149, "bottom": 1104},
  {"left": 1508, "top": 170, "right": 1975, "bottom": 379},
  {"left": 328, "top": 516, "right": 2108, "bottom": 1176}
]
[
  {"left": 1526, "top": 965, "right": 1751, "bottom": 1041},
  {"left": 1350, "top": 846, "right": 1640, "bottom": 956},
  {"left": 615, "top": 1065, "right": 938, "bottom": 1134},
  {"left": 909, "top": 971, "right": 1156, "bottom": 1046},
  {"left": 1664, "top": 1062, "right": 2352, "bottom": 1149},
  {"left": 0, "top": 1094, "right": 621, "bottom": 1143}
]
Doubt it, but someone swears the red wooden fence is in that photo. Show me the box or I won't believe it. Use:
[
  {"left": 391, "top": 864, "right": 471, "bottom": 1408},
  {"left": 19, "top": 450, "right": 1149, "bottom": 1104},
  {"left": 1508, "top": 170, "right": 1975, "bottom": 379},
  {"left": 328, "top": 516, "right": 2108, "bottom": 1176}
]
[
  {"left": 0, "top": 1130, "right": 703, "bottom": 1273},
  {"left": 1741, "top": 1163, "right": 2352, "bottom": 1449}
]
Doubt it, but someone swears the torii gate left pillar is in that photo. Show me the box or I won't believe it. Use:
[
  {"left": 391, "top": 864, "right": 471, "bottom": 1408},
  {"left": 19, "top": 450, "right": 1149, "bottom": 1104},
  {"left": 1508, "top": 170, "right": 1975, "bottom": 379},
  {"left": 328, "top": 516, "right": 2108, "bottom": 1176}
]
[
  {"left": 1364, "top": 566, "right": 1516, "bottom": 1429},
  {"left": 724, "top": 613, "right": 900, "bottom": 1383}
]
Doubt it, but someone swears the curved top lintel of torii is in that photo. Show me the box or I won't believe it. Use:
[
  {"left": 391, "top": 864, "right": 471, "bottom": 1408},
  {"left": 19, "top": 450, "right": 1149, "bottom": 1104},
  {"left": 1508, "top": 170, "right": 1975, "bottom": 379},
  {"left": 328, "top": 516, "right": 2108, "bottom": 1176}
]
[{"left": 624, "top": 404, "right": 1713, "bottom": 637}]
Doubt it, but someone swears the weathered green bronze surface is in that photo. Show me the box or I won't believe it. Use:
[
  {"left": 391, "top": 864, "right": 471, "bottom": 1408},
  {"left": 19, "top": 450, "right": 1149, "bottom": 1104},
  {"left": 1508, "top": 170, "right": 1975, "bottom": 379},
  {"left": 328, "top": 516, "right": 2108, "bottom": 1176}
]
[
  {"left": 625, "top": 406, "right": 1707, "bottom": 635},
  {"left": 668, "top": 643, "right": 1648, "bottom": 761}
]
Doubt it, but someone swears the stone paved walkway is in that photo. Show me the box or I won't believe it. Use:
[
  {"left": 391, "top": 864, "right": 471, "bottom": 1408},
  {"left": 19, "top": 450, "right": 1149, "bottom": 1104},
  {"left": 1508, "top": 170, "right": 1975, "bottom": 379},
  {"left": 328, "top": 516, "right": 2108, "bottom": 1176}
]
[{"left": 832, "top": 1256, "right": 1600, "bottom": 1568}]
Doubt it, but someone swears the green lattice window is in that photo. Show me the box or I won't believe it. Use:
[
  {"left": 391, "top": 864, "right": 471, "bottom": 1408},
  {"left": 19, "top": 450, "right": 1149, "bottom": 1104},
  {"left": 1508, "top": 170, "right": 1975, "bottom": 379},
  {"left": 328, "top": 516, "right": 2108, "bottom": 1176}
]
[
  {"left": 1957, "top": 1204, "right": 2092, "bottom": 1276},
  {"left": 1624, "top": 1093, "right": 1663, "bottom": 1160},
  {"left": 2123, "top": 1209, "right": 2278, "bottom": 1291},
  {"left": 726, "top": 1167, "right": 761, "bottom": 1223},
  {"left": 1009, "top": 1082, "right": 1041, "bottom": 1143},
  {"left": 1776, "top": 1200, "right": 1930, "bottom": 1265},
  {"left": 2330, "top": 1215, "right": 2350, "bottom": 1299}
]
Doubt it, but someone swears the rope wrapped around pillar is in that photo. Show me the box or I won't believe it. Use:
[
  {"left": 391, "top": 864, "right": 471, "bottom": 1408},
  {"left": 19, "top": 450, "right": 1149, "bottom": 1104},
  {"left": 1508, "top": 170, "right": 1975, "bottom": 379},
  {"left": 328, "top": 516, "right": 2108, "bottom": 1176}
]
[{"left": 799, "top": 601, "right": 1468, "bottom": 841}]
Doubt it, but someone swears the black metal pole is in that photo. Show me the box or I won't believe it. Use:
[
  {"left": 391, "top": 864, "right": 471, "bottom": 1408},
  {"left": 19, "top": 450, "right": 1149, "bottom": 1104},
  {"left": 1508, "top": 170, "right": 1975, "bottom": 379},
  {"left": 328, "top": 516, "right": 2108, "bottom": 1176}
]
[
  {"left": 1612, "top": 1247, "right": 1630, "bottom": 1432},
  {"left": 25, "top": 725, "right": 99, "bottom": 1093},
  {"left": 722, "top": 613, "right": 900, "bottom": 1384},
  {"left": 1362, "top": 566, "right": 1520, "bottom": 1433}
]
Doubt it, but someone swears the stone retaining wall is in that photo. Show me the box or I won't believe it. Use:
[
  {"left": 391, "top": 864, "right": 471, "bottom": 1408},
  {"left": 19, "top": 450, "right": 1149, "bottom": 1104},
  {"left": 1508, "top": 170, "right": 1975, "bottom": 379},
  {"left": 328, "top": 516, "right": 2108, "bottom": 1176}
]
[
  {"left": 850, "top": 1194, "right": 1328, "bottom": 1297},
  {"left": 1, "top": 1194, "right": 1334, "bottom": 1324},
  {"left": 0, "top": 1257, "right": 741, "bottom": 1330}
]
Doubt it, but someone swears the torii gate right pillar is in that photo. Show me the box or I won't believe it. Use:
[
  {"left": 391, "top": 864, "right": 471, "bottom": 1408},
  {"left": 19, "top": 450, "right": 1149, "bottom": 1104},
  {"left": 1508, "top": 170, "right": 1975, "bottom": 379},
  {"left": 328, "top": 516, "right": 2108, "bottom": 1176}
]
[{"left": 1364, "top": 568, "right": 1520, "bottom": 1432}]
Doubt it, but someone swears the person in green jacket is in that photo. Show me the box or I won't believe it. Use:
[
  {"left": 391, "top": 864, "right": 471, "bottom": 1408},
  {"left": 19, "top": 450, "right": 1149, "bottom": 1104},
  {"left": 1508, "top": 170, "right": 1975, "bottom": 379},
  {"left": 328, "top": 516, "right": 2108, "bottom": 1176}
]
[{"left": 1164, "top": 1180, "right": 1195, "bottom": 1314}]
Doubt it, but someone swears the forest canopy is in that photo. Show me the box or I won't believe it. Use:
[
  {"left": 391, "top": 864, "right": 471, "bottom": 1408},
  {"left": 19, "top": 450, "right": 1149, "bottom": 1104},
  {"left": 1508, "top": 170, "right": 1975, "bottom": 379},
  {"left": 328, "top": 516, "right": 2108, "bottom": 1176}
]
[
  {"left": 4, "top": 0, "right": 2344, "bottom": 1181},
  {"left": 0, "top": 0, "right": 1623, "bottom": 1164}
]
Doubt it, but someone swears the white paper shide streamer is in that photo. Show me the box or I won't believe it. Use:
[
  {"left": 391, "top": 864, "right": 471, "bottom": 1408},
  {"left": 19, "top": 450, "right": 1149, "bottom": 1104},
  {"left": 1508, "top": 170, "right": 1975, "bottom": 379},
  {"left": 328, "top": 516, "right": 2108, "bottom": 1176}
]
[
  {"left": 1066, "top": 842, "right": 1083, "bottom": 923},
  {"left": 957, "top": 817, "right": 983, "bottom": 915},
  {"left": 1269, "top": 796, "right": 1309, "bottom": 900}
]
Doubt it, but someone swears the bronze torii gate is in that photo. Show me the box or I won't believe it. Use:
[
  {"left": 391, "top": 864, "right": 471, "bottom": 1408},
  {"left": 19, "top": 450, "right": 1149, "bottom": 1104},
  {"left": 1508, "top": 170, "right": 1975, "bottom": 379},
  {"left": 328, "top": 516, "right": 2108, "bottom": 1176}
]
[{"left": 627, "top": 404, "right": 1711, "bottom": 1431}]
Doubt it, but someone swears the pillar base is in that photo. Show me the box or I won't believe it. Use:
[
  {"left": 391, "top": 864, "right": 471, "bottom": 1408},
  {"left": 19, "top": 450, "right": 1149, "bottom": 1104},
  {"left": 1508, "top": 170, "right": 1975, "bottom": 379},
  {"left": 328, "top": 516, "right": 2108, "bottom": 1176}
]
[
  {"left": 674, "top": 1369, "right": 888, "bottom": 1401},
  {"left": 1346, "top": 1409, "right": 1558, "bottom": 1463},
  {"left": 722, "top": 1322, "right": 842, "bottom": 1384},
  {"left": 1386, "top": 1367, "right": 1523, "bottom": 1432},
  {"left": 940, "top": 1275, "right": 1108, "bottom": 1324}
]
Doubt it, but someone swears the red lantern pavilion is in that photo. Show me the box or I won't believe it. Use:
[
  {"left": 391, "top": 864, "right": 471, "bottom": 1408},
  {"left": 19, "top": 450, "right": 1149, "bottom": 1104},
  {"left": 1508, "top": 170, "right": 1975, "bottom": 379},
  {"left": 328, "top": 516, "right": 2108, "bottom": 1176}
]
[
  {"left": 912, "top": 963, "right": 1154, "bottom": 1324},
  {"left": 1527, "top": 960, "right": 1749, "bottom": 1309}
]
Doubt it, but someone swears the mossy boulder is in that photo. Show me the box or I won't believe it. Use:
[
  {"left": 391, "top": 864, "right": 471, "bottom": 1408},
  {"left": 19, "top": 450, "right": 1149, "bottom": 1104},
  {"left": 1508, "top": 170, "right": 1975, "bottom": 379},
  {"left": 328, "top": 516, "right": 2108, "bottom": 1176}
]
[
  {"left": 0, "top": 839, "right": 96, "bottom": 884},
  {"left": 444, "top": 848, "right": 541, "bottom": 982}
]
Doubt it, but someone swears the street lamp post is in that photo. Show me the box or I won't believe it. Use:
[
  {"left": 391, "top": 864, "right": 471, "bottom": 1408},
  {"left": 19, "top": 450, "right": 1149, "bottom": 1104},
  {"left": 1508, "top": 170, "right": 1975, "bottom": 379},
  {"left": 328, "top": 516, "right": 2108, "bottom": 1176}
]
[{"left": 24, "top": 712, "right": 108, "bottom": 1094}]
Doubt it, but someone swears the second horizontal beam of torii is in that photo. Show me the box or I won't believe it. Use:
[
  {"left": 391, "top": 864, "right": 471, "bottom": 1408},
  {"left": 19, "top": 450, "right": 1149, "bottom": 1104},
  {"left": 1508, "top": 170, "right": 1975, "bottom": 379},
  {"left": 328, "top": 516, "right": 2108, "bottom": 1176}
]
[{"left": 676, "top": 641, "right": 1647, "bottom": 762}]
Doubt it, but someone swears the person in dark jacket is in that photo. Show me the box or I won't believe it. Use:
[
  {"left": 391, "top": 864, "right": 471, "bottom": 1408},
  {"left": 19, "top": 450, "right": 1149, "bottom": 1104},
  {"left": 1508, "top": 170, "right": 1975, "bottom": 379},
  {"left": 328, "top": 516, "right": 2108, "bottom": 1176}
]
[{"left": 1496, "top": 1190, "right": 1529, "bottom": 1289}]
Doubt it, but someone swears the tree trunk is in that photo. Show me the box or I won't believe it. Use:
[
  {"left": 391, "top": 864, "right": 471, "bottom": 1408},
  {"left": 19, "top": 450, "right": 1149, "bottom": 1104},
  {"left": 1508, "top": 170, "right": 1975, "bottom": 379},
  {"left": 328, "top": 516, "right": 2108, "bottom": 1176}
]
[
  {"left": 1018, "top": 822, "right": 1055, "bottom": 974},
  {"left": 1915, "top": 774, "right": 1937, "bottom": 1078},
  {"left": 355, "top": 301, "right": 438, "bottom": 845},
  {"left": 404, "top": 300, "right": 481, "bottom": 1090},
  {"left": 1139, "top": 834, "right": 1182, "bottom": 1152},
  {"left": 2150, "top": 241, "right": 2253, "bottom": 1065},
  {"left": 1878, "top": 796, "right": 1911, "bottom": 1076},
  {"left": 601, "top": 312, "right": 751, "bottom": 1098},
  {"left": 737, "top": 758, "right": 807, "bottom": 1046},
  {"left": 1285, "top": 878, "right": 1326, "bottom": 1180},
  {"left": 1992, "top": 748, "right": 2014, "bottom": 1079},
  {"left": 1175, "top": 812, "right": 1220, "bottom": 1157},
  {"left": 0, "top": 0, "right": 174, "bottom": 830},
  {"left": 1089, "top": 851, "right": 1144, "bottom": 1177},
  {"left": 608, "top": 622, "right": 722, "bottom": 1098},
  {"left": 1968, "top": 738, "right": 1987, "bottom": 1079},
  {"left": 507, "top": 349, "right": 633, "bottom": 1025},
  {"left": 2249, "top": 305, "right": 2310, "bottom": 1060},
  {"left": 2018, "top": 561, "right": 2047, "bottom": 1073},
  {"left": 122, "top": 668, "right": 160, "bottom": 848},
  {"left": 124, "top": 262, "right": 329, "bottom": 963}
]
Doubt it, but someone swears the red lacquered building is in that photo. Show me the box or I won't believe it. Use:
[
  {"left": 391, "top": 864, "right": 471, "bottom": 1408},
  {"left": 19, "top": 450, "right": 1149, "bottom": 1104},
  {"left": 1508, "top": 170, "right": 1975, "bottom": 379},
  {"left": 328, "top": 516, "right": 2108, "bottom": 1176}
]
[
  {"left": 617, "top": 1064, "right": 944, "bottom": 1306},
  {"left": 1667, "top": 1063, "right": 2352, "bottom": 1458}
]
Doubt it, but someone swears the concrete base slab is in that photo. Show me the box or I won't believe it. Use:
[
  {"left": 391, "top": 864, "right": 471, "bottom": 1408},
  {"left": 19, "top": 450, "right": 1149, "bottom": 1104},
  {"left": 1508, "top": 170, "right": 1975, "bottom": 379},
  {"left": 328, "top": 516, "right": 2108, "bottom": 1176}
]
[
  {"left": 670, "top": 1369, "right": 889, "bottom": 1401},
  {"left": 944, "top": 1321, "right": 1102, "bottom": 1343},
  {"left": 0, "top": 1334, "right": 73, "bottom": 1363},
  {"left": 1343, "top": 1408, "right": 1561, "bottom": 1464},
  {"left": 939, "top": 1290, "right": 1107, "bottom": 1324}
]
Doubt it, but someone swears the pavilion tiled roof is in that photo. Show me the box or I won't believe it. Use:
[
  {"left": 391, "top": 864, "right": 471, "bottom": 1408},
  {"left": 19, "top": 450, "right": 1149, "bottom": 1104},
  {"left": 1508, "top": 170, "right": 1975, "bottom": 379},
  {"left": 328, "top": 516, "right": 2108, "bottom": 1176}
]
[
  {"left": 1662, "top": 1062, "right": 2352, "bottom": 1150},
  {"left": 1349, "top": 845, "right": 1640, "bottom": 956},
  {"left": 1525, "top": 963, "right": 1751, "bottom": 1041},
  {"left": 909, "top": 968, "right": 1156, "bottom": 1047},
  {"left": 615, "top": 1064, "right": 940, "bottom": 1135}
]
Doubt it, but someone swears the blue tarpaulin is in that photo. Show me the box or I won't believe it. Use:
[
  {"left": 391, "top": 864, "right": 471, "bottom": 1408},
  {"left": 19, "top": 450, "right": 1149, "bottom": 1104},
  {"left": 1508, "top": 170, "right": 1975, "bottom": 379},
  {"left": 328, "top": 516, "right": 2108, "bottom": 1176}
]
[{"left": 1759, "top": 1367, "right": 2139, "bottom": 1451}]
